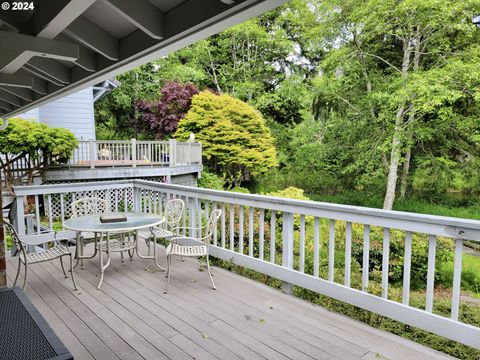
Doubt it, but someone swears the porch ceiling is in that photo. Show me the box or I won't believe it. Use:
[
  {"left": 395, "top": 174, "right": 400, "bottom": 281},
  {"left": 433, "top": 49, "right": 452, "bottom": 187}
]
[{"left": 0, "top": 0, "right": 288, "bottom": 118}]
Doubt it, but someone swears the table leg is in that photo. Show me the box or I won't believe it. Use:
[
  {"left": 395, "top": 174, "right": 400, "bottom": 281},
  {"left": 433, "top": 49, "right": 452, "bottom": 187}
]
[
  {"left": 73, "top": 231, "right": 81, "bottom": 269},
  {"left": 153, "top": 235, "right": 165, "bottom": 271},
  {"left": 97, "top": 232, "right": 108, "bottom": 289}
]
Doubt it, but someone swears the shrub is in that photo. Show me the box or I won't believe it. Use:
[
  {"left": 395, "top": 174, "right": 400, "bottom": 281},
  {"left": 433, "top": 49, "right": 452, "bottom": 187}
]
[
  {"left": 175, "top": 91, "right": 277, "bottom": 187},
  {"left": 198, "top": 171, "right": 225, "bottom": 190}
]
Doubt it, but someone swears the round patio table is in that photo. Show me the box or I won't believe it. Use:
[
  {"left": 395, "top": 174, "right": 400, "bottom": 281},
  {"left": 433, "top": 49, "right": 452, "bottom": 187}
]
[{"left": 63, "top": 212, "right": 165, "bottom": 289}]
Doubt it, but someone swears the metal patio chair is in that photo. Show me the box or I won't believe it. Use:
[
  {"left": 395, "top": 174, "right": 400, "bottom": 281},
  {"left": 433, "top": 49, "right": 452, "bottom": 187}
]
[
  {"left": 71, "top": 197, "right": 113, "bottom": 269},
  {"left": 164, "top": 209, "right": 221, "bottom": 293},
  {"left": 4, "top": 220, "right": 77, "bottom": 291},
  {"left": 145, "top": 198, "right": 185, "bottom": 270}
]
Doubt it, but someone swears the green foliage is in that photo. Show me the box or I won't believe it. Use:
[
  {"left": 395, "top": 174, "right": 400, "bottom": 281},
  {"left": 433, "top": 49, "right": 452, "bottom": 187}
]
[
  {"left": 0, "top": 118, "right": 77, "bottom": 163},
  {"left": 266, "top": 187, "right": 313, "bottom": 229},
  {"left": 95, "top": 64, "right": 161, "bottom": 139},
  {"left": 198, "top": 171, "right": 226, "bottom": 190},
  {"left": 0, "top": 118, "right": 77, "bottom": 190},
  {"left": 176, "top": 91, "right": 277, "bottom": 187}
]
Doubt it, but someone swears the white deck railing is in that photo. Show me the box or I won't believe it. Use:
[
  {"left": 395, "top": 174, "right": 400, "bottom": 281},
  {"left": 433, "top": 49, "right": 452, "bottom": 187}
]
[
  {"left": 11, "top": 179, "right": 480, "bottom": 349},
  {"left": 64, "top": 139, "right": 201, "bottom": 169}
]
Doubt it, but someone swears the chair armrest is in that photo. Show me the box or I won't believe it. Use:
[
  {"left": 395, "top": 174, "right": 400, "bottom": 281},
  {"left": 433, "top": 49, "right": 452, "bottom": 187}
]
[{"left": 19, "top": 232, "right": 57, "bottom": 246}]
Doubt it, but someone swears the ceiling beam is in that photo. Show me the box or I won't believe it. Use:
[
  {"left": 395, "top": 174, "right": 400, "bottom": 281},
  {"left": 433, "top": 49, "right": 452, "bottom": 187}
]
[
  {"left": 55, "top": 34, "right": 96, "bottom": 72},
  {"left": 26, "top": 0, "right": 97, "bottom": 38},
  {"left": 119, "top": 0, "right": 233, "bottom": 59},
  {"left": 26, "top": 57, "right": 70, "bottom": 85},
  {"left": 0, "top": 100, "right": 12, "bottom": 112},
  {"left": 0, "top": 86, "right": 34, "bottom": 102},
  {"left": 0, "top": 73, "right": 32, "bottom": 88},
  {"left": 64, "top": 16, "right": 120, "bottom": 61},
  {"left": 0, "top": 88, "right": 22, "bottom": 107},
  {"left": 0, "top": 31, "right": 79, "bottom": 74},
  {"left": 4, "top": 0, "right": 289, "bottom": 118},
  {"left": 102, "top": 0, "right": 164, "bottom": 39}
]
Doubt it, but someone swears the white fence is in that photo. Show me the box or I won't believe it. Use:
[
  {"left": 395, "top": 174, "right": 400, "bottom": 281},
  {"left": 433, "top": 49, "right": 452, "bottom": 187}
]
[
  {"left": 65, "top": 139, "right": 201, "bottom": 169},
  {"left": 11, "top": 179, "right": 480, "bottom": 349}
]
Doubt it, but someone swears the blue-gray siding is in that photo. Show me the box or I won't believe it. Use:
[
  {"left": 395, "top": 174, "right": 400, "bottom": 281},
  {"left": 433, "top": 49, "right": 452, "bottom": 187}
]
[{"left": 18, "top": 87, "right": 95, "bottom": 141}]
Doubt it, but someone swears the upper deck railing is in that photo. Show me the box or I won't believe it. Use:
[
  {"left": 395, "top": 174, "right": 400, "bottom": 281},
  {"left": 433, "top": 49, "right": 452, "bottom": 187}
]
[
  {"left": 10, "top": 179, "right": 480, "bottom": 349},
  {"left": 64, "top": 139, "right": 202, "bottom": 169}
]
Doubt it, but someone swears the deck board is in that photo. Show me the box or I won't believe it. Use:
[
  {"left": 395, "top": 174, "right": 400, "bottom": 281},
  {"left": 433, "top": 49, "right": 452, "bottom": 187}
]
[{"left": 6, "top": 244, "right": 454, "bottom": 360}]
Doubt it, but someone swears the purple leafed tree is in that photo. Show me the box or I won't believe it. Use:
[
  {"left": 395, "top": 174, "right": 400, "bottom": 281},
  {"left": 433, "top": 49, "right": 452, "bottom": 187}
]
[{"left": 134, "top": 81, "right": 199, "bottom": 138}]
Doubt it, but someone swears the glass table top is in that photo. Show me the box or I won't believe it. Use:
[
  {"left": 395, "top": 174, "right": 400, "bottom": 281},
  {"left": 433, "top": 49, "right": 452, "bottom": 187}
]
[{"left": 63, "top": 212, "right": 164, "bottom": 232}]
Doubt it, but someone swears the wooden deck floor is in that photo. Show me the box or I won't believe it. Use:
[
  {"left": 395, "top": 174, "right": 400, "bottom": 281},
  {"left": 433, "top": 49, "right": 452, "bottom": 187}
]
[{"left": 6, "top": 243, "right": 454, "bottom": 360}]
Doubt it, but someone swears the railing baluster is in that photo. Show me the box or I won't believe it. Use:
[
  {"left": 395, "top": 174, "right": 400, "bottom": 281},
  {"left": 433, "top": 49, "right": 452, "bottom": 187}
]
[
  {"left": 362, "top": 225, "right": 370, "bottom": 291},
  {"left": 47, "top": 195, "right": 53, "bottom": 231},
  {"left": 345, "top": 221, "right": 352, "bottom": 287},
  {"left": 153, "top": 191, "right": 158, "bottom": 214},
  {"left": 34, "top": 195, "right": 41, "bottom": 234},
  {"left": 221, "top": 203, "right": 226, "bottom": 248},
  {"left": 382, "top": 228, "right": 390, "bottom": 299},
  {"left": 60, "top": 194, "right": 65, "bottom": 227},
  {"left": 402, "top": 231, "right": 413, "bottom": 305},
  {"left": 281, "top": 212, "right": 294, "bottom": 294},
  {"left": 248, "top": 207, "right": 254, "bottom": 257},
  {"left": 328, "top": 219, "right": 335, "bottom": 282},
  {"left": 187, "top": 197, "right": 196, "bottom": 237},
  {"left": 197, "top": 198, "right": 202, "bottom": 238},
  {"left": 212, "top": 202, "right": 218, "bottom": 246},
  {"left": 313, "top": 217, "right": 320, "bottom": 277},
  {"left": 229, "top": 204, "right": 234, "bottom": 251},
  {"left": 426, "top": 235, "right": 437, "bottom": 312},
  {"left": 182, "top": 196, "right": 187, "bottom": 236},
  {"left": 451, "top": 238, "right": 463, "bottom": 321},
  {"left": 270, "top": 211, "right": 276, "bottom": 263},
  {"left": 299, "top": 215, "right": 305, "bottom": 273},
  {"left": 259, "top": 208, "right": 265, "bottom": 260},
  {"left": 239, "top": 205, "right": 244, "bottom": 254}
]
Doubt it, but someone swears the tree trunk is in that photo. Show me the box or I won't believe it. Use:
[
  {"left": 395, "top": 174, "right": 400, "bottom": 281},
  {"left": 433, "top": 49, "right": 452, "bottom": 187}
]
[
  {"left": 383, "top": 36, "right": 413, "bottom": 210},
  {"left": 383, "top": 103, "right": 407, "bottom": 210},
  {"left": 399, "top": 129, "right": 412, "bottom": 199},
  {"left": 399, "top": 27, "right": 422, "bottom": 200}
]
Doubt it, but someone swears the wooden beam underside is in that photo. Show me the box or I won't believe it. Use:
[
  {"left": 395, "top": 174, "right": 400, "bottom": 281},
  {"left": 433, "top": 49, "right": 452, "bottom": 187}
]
[{"left": 0, "top": 0, "right": 286, "bottom": 118}]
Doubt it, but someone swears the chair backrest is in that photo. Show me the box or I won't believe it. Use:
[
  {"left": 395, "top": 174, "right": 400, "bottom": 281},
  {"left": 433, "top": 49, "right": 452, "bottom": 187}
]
[
  {"left": 71, "top": 198, "right": 109, "bottom": 217},
  {"left": 3, "top": 220, "right": 26, "bottom": 257},
  {"left": 204, "top": 209, "right": 221, "bottom": 242},
  {"left": 164, "top": 198, "right": 185, "bottom": 227}
]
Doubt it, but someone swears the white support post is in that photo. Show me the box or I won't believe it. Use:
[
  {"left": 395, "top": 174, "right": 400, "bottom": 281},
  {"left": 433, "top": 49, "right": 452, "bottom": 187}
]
[
  {"left": 451, "top": 238, "right": 463, "bottom": 321},
  {"left": 133, "top": 186, "right": 141, "bottom": 212},
  {"left": 14, "top": 195, "right": 25, "bottom": 236},
  {"left": 169, "top": 139, "right": 176, "bottom": 167},
  {"left": 281, "top": 212, "right": 294, "bottom": 294},
  {"left": 131, "top": 138, "right": 137, "bottom": 167},
  {"left": 89, "top": 139, "right": 95, "bottom": 169}
]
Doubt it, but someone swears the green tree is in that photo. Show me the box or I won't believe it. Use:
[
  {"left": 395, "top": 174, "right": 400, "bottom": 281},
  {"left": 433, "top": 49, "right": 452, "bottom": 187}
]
[
  {"left": 0, "top": 118, "right": 77, "bottom": 192},
  {"left": 175, "top": 91, "right": 277, "bottom": 187},
  {"left": 311, "top": 0, "right": 480, "bottom": 208}
]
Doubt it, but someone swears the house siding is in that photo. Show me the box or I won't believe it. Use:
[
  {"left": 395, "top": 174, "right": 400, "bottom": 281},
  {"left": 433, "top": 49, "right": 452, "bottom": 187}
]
[{"left": 17, "top": 87, "right": 96, "bottom": 141}]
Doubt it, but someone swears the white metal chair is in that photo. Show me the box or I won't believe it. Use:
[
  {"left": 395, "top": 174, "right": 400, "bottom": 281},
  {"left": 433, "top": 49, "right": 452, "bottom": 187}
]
[
  {"left": 164, "top": 209, "right": 221, "bottom": 293},
  {"left": 71, "top": 197, "right": 113, "bottom": 269},
  {"left": 4, "top": 220, "right": 77, "bottom": 291},
  {"left": 144, "top": 198, "right": 185, "bottom": 270}
]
